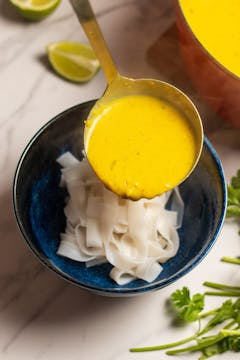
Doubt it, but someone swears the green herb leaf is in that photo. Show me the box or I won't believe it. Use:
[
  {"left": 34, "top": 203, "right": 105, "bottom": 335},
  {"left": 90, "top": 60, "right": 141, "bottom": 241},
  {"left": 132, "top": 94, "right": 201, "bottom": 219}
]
[
  {"left": 227, "top": 170, "right": 240, "bottom": 218},
  {"left": 171, "top": 287, "right": 205, "bottom": 322},
  {"left": 231, "top": 170, "right": 240, "bottom": 188},
  {"left": 200, "top": 300, "right": 235, "bottom": 335},
  {"left": 234, "top": 305, "right": 240, "bottom": 326},
  {"left": 199, "top": 334, "right": 236, "bottom": 359},
  {"left": 227, "top": 334, "right": 240, "bottom": 352}
]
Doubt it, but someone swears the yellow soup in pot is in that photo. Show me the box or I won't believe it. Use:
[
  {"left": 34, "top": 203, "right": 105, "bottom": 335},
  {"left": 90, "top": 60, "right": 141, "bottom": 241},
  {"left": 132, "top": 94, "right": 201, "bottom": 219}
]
[
  {"left": 179, "top": 0, "right": 240, "bottom": 77},
  {"left": 85, "top": 95, "right": 197, "bottom": 200}
]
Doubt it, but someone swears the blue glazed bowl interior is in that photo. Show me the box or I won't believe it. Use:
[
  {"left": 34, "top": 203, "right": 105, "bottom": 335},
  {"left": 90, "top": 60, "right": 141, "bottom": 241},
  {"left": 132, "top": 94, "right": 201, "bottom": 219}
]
[{"left": 13, "top": 100, "right": 227, "bottom": 295}]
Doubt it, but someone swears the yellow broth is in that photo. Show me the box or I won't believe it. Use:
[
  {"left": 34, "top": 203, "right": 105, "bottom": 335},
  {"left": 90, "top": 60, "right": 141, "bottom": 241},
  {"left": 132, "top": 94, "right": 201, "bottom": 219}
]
[
  {"left": 85, "top": 95, "right": 196, "bottom": 200},
  {"left": 180, "top": 0, "right": 240, "bottom": 77}
]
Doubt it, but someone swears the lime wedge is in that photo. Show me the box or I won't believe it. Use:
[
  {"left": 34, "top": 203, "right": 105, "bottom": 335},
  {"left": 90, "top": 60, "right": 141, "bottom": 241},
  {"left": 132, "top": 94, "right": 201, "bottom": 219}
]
[
  {"left": 9, "top": 0, "right": 61, "bottom": 21},
  {"left": 46, "top": 42, "right": 100, "bottom": 83}
]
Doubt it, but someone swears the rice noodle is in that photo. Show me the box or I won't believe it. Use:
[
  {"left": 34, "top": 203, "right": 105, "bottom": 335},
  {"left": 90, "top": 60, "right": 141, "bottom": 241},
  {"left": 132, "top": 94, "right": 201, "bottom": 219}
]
[{"left": 56, "top": 152, "right": 184, "bottom": 285}]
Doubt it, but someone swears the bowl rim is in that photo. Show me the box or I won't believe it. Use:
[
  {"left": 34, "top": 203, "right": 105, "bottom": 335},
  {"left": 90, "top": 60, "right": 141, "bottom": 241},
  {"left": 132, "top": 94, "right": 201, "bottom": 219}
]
[
  {"left": 175, "top": 0, "right": 240, "bottom": 81},
  {"left": 13, "top": 101, "right": 227, "bottom": 296}
]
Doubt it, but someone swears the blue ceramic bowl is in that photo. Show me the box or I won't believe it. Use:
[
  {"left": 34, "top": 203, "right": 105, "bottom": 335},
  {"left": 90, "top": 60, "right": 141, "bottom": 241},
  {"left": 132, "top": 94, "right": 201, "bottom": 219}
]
[{"left": 13, "top": 100, "right": 227, "bottom": 296}]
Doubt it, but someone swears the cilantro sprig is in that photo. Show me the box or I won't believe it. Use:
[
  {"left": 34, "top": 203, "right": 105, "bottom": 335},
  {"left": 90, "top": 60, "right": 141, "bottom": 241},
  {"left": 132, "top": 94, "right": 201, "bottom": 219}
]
[
  {"left": 130, "top": 290, "right": 240, "bottom": 358},
  {"left": 227, "top": 169, "right": 240, "bottom": 219},
  {"left": 170, "top": 287, "right": 204, "bottom": 322},
  {"left": 130, "top": 170, "right": 240, "bottom": 359},
  {"left": 203, "top": 171, "right": 240, "bottom": 296}
]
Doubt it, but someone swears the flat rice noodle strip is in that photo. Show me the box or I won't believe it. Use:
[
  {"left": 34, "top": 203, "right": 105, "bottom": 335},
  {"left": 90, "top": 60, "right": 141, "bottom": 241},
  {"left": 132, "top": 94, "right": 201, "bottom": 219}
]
[
  {"left": 108, "top": 234, "right": 141, "bottom": 270},
  {"left": 117, "top": 203, "right": 128, "bottom": 225},
  {"left": 86, "top": 217, "right": 103, "bottom": 248},
  {"left": 86, "top": 196, "right": 104, "bottom": 248},
  {"left": 64, "top": 199, "right": 80, "bottom": 227},
  {"left": 113, "top": 222, "right": 128, "bottom": 234},
  {"left": 142, "top": 202, "right": 162, "bottom": 243},
  {"left": 169, "top": 187, "right": 184, "bottom": 229},
  {"left": 65, "top": 181, "right": 87, "bottom": 226},
  {"left": 61, "top": 160, "right": 96, "bottom": 184},
  {"left": 110, "top": 267, "right": 136, "bottom": 285},
  {"left": 155, "top": 226, "right": 179, "bottom": 262},
  {"left": 162, "top": 209, "right": 178, "bottom": 228},
  {"left": 144, "top": 200, "right": 163, "bottom": 230},
  {"left": 81, "top": 159, "right": 100, "bottom": 185},
  {"left": 104, "top": 241, "right": 119, "bottom": 268},
  {"left": 101, "top": 188, "right": 118, "bottom": 244},
  {"left": 117, "top": 233, "right": 142, "bottom": 260},
  {"left": 57, "top": 154, "right": 183, "bottom": 283},
  {"left": 85, "top": 257, "right": 107, "bottom": 268},
  {"left": 61, "top": 165, "right": 83, "bottom": 183},
  {"left": 86, "top": 196, "right": 103, "bottom": 218},
  {"left": 147, "top": 211, "right": 179, "bottom": 261},
  {"left": 164, "top": 190, "right": 173, "bottom": 204},
  {"left": 103, "top": 187, "right": 118, "bottom": 205},
  {"left": 148, "top": 235, "right": 174, "bottom": 260},
  {"left": 89, "top": 183, "right": 104, "bottom": 198},
  {"left": 148, "top": 240, "right": 166, "bottom": 258},
  {"left": 143, "top": 192, "right": 169, "bottom": 209},
  {"left": 127, "top": 199, "right": 148, "bottom": 258},
  {"left": 59, "top": 174, "right": 66, "bottom": 188},
  {"left": 148, "top": 232, "right": 169, "bottom": 258},
  {"left": 57, "top": 233, "right": 95, "bottom": 262},
  {"left": 104, "top": 234, "right": 135, "bottom": 270},
  {"left": 56, "top": 152, "right": 80, "bottom": 167},
  {"left": 155, "top": 210, "right": 176, "bottom": 240},
  {"left": 75, "top": 224, "right": 104, "bottom": 257},
  {"left": 113, "top": 202, "right": 128, "bottom": 234},
  {"left": 65, "top": 220, "right": 75, "bottom": 235},
  {"left": 81, "top": 158, "right": 97, "bottom": 178},
  {"left": 135, "top": 259, "right": 163, "bottom": 282}
]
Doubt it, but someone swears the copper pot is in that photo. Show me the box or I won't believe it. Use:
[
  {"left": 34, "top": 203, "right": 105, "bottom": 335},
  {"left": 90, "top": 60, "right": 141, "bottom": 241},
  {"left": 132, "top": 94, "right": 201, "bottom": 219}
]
[{"left": 175, "top": 0, "right": 240, "bottom": 127}]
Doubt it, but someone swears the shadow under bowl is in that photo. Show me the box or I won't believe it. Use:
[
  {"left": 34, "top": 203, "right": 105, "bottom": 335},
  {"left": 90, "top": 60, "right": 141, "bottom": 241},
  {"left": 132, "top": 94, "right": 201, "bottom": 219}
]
[
  {"left": 175, "top": 0, "right": 240, "bottom": 128},
  {"left": 13, "top": 100, "right": 227, "bottom": 296}
]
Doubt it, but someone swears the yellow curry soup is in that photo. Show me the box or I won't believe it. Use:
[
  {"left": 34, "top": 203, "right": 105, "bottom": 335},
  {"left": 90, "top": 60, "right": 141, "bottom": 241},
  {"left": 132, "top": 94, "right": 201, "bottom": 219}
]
[
  {"left": 179, "top": 0, "right": 240, "bottom": 77},
  {"left": 85, "top": 95, "right": 197, "bottom": 200}
]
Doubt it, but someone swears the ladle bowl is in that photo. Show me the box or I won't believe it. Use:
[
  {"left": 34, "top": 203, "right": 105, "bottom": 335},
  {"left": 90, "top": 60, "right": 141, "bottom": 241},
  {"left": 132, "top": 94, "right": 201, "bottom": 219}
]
[{"left": 70, "top": 0, "right": 203, "bottom": 198}]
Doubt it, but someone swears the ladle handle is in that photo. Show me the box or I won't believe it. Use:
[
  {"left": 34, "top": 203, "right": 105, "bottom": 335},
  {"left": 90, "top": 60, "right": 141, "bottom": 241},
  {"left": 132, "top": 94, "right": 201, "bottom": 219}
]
[{"left": 70, "top": 0, "right": 118, "bottom": 84}]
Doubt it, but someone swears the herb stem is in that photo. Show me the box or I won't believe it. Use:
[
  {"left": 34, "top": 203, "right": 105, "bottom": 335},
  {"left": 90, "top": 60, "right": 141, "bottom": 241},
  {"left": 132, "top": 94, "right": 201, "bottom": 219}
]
[
  {"left": 166, "top": 334, "right": 226, "bottom": 355},
  {"left": 221, "top": 329, "right": 240, "bottom": 336},
  {"left": 198, "top": 319, "right": 235, "bottom": 337},
  {"left": 204, "top": 291, "right": 240, "bottom": 297},
  {"left": 203, "top": 281, "right": 240, "bottom": 291},
  {"left": 129, "top": 334, "right": 197, "bottom": 352},
  {"left": 224, "top": 320, "right": 238, "bottom": 329},
  {"left": 221, "top": 256, "right": 240, "bottom": 265},
  {"left": 200, "top": 308, "right": 219, "bottom": 318}
]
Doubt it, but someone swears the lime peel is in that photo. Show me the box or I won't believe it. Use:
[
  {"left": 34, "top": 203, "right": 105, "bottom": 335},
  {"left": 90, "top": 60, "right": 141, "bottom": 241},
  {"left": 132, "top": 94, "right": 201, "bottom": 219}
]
[
  {"left": 10, "top": 0, "right": 61, "bottom": 20},
  {"left": 49, "top": 48, "right": 99, "bottom": 72},
  {"left": 46, "top": 42, "right": 100, "bottom": 83}
]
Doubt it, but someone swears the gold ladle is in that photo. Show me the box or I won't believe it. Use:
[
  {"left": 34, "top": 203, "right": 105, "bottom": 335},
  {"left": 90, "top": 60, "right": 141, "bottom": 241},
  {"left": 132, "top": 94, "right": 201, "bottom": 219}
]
[{"left": 70, "top": 0, "right": 203, "bottom": 199}]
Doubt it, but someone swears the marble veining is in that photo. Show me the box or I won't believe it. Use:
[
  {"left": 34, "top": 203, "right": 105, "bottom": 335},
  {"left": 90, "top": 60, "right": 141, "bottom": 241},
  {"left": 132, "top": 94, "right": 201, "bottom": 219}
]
[{"left": 1, "top": 0, "right": 240, "bottom": 359}]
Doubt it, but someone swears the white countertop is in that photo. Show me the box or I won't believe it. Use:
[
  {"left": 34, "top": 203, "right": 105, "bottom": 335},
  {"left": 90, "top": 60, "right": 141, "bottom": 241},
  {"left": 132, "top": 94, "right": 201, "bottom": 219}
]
[{"left": 1, "top": 1, "right": 240, "bottom": 359}]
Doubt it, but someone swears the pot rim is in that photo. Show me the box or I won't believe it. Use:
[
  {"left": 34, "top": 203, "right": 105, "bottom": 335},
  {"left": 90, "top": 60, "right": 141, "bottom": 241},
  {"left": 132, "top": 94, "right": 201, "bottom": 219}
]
[{"left": 175, "top": 0, "right": 240, "bottom": 81}]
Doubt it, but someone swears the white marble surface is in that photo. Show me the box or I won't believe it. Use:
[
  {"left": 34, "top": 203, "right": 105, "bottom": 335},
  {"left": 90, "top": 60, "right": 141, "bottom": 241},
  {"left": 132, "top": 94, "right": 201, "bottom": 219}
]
[{"left": 1, "top": 1, "right": 240, "bottom": 359}]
